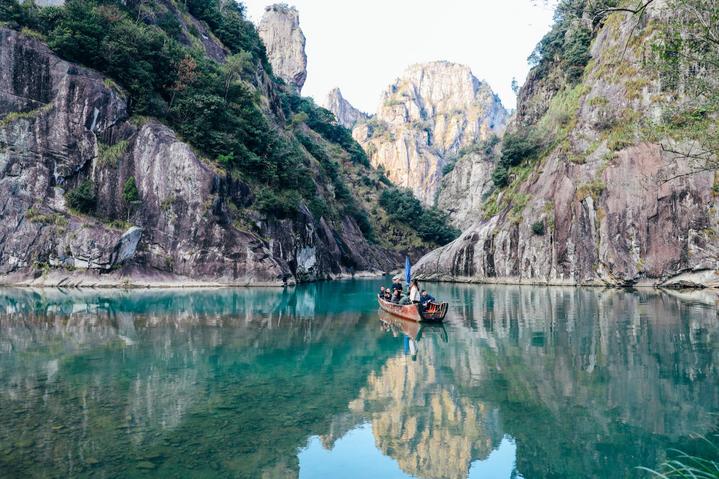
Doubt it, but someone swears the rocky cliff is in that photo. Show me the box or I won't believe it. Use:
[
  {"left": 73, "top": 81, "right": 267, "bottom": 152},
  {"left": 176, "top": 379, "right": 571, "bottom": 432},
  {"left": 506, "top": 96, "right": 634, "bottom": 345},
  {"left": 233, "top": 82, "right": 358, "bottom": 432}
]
[
  {"left": 352, "top": 62, "right": 508, "bottom": 205},
  {"left": 325, "top": 87, "right": 368, "bottom": 129},
  {"left": 415, "top": 3, "right": 719, "bottom": 288},
  {"left": 258, "top": 3, "right": 307, "bottom": 93},
  {"left": 436, "top": 148, "right": 497, "bottom": 230},
  {"left": 0, "top": 25, "right": 402, "bottom": 286}
]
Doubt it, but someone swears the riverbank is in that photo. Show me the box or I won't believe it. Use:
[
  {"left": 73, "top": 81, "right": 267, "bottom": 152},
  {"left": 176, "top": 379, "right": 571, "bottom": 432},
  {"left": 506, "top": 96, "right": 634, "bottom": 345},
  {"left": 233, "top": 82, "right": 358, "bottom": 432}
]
[
  {"left": 0, "top": 266, "right": 391, "bottom": 289},
  {"left": 415, "top": 269, "right": 719, "bottom": 290}
]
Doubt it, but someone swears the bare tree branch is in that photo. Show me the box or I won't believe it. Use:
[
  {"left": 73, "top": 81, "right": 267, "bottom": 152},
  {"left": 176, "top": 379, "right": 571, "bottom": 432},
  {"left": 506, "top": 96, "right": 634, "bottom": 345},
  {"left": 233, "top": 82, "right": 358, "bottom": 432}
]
[{"left": 592, "top": 0, "right": 657, "bottom": 20}]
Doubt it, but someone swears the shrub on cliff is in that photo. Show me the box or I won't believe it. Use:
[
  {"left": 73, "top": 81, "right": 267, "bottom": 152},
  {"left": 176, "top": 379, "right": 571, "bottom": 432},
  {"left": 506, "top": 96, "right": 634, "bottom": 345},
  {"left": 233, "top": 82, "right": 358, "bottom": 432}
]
[
  {"left": 255, "top": 189, "right": 300, "bottom": 219},
  {"left": 493, "top": 130, "right": 542, "bottom": 187},
  {"left": 123, "top": 176, "right": 139, "bottom": 204},
  {"left": 66, "top": 179, "right": 96, "bottom": 214},
  {"left": 528, "top": 0, "right": 616, "bottom": 84},
  {"left": 379, "top": 188, "right": 459, "bottom": 245}
]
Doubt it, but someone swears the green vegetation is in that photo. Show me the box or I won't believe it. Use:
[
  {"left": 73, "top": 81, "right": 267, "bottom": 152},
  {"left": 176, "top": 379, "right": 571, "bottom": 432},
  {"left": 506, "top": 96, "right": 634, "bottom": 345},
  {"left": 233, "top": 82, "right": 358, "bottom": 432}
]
[
  {"left": 639, "top": 437, "right": 719, "bottom": 479},
  {"left": 509, "top": 193, "right": 531, "bottom": 223},
  {"left": 528, "top": 0, "right": 617, "bottom": 84},
  {"left": 97, "top": 140, "right": 129, "bottom": 168},
  {"left": 65, "top": 179, "right": 96, "bottom": 214},
  {"left": 25, "top": 207, "right": 69, "bottom": 228},
  {"left": 0, "top": 102, "right": 54, "bottom": 126},
  {"left": 492, "top": 131, "right": 542, "bottom": 187},
  {"left": 255, "top": 188, "right": 302, "bottom": 219},
  {"left": 1, "top": 0, "right": 457, "bottom": 249},
  {"left": 123, "top": 176, "right": 139, "bottom": 204},
  {"left": 379, "top": 188, "right": 459, "bottom": 244},
  {"left": 646, "top": 0, "right": 719, "bottom": 172},
  {"left": 575, "top": 179, "right": 605, "bottom": 201},
  {"left": 531, "top": 220, "right": 545, "bottom": 236}
]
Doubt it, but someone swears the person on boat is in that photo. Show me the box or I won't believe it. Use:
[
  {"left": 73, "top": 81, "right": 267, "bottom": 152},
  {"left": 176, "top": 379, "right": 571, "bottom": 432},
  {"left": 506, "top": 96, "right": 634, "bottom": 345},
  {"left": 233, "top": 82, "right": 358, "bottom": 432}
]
[
  {"left": 391, "top": 289, "right": 403, "bottom": 304},
  {"left": 409, "top": 279, "right": 420, "bottom": 303},
  {"left": 379, "top": 286, "right": 386, "bottom": 298},
  {"left": 420, "top": 290, "right": 436, "bottom": 308},
  {"left": 384, "top": 288, "right": 393, "bottom": 301},
  {"left": 399, "top": 294, "right": 412, "bottom": 305},
  {"left": 391, "top": 277, "right": 403, "bottom": 294}
]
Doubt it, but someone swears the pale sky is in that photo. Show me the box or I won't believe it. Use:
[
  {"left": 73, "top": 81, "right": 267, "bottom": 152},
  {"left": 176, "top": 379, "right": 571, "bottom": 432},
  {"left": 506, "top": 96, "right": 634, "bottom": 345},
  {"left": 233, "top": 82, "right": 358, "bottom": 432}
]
[{"left": 241, "top": 0, "right": 557, "bottom": 113}]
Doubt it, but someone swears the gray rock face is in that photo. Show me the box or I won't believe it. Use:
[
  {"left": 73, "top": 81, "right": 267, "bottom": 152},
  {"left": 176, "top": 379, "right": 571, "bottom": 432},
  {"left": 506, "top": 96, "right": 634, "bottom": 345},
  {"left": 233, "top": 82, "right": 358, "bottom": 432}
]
[
  {"left": 352, "top": 62, "right": 508, "bottom": 205},
  {"left": 436, "top": 152, "right": 495, "bottom": 230},
  {"left": 325, "top": 88, "right": 368, "bottom": 129},
  {"left": 415, "top": 8, "right": 719, "bottom": 288},
  {"left": 0, "top": 28, "right": 397, "bottom": 285},
  {"left": 417, "top": 144, "right": 719, "bottom": 287},
  {"left": 258, "top": 4, "right": 307, "bottom": 93}
]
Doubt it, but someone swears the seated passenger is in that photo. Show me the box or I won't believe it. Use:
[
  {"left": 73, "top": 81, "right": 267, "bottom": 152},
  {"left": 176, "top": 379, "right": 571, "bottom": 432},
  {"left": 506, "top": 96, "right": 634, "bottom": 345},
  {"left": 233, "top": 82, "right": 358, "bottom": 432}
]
[
  {"left": 419, "top": 290, "right": 436, "bottom": 307},
  {"left": 391, "top": 289, "right": 402, "bottom": 304},
  {"left": 392, "top": 278, "right": 403, "bottom": 295},
  {"left": 379, "top": 286, "right": 386, "bottom": 298},
  {"left": 399, "top": 295, "right": 412, "bottom": 305},
  {"left": 384, "top": 288, "right": 393, "bottom": 300}
]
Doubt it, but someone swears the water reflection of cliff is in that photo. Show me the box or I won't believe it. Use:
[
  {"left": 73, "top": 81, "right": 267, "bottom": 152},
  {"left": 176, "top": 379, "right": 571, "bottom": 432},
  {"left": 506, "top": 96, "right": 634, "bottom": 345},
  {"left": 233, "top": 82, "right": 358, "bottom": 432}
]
[
  {"left": 0, "top": 285, "right": 396, "bottom": 479},
  {"left": 0, "top": 284, "right": 717, "bottom": 479},
  {"left": 359, "top": 285, "right": 718, "bottom": 479}
]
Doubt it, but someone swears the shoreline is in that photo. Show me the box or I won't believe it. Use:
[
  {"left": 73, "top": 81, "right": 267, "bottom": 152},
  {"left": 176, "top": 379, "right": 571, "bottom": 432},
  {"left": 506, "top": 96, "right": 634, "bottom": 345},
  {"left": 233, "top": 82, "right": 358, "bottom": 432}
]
[
  {"left": 414, "top": 270, "right": 719, "bottom": 290},
  {"left": 2, "top": 266, "right": 716, "bottom": 291},
  {"left": 0, "top": 268, "right": 394, "bottom": 289}
]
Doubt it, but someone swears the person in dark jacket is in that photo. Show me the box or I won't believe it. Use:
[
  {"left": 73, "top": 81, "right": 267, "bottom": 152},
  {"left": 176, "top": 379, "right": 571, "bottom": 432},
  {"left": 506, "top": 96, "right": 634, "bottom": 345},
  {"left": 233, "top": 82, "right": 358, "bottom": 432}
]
[
  {"left": 420, "top": 290, "right": 436, "bottom": 307},
  {"left": 391, "top": 278, "right": 403, "bottom": 295}
]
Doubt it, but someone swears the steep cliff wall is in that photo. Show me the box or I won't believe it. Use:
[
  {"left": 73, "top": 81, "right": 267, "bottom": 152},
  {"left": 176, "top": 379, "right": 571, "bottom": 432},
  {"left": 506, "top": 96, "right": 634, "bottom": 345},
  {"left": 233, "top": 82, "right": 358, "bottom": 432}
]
[
  {"left": 436, "top": 148, "right": 497, "bottom": 230},
  {"left": 352, "top": 62, "right": 508, "bottom": 205},
  {"left": 0, "top": 27, "right": 401, "bottom": 286},
  {"left": 415, "top": 4, "right": 719, "bottom": 287},
  {"left": 258, "top": 3, "right": 307, "bottom": 93}
]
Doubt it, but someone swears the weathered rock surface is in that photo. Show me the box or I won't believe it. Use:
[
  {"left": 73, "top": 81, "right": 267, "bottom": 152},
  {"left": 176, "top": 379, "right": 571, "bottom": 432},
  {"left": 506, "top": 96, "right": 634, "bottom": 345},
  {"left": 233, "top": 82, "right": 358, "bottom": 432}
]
[
  {"left": 352, "top": 61, "right": 508, "bottom": 205},
  {"left": 415, "top": 7, "right": 719, "bottom": 287},
  {"left": 325, "top": 87, "right": 368, "bottom": 129},
  {"left": 436, "top": 152, "right": 495, "bottom": 230},
  {"left": 258, "top": 4, "right": 307, "bottom": 93},
  {"left": 0, "top": 28, "right": 397, "bottom": 286}
]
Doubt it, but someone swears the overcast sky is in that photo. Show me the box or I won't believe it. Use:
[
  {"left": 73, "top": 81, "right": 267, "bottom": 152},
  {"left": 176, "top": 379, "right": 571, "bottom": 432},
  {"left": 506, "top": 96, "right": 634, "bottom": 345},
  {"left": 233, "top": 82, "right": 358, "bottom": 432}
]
[{"left": 241, "top": 0, "right": 557, "bottom": 113}]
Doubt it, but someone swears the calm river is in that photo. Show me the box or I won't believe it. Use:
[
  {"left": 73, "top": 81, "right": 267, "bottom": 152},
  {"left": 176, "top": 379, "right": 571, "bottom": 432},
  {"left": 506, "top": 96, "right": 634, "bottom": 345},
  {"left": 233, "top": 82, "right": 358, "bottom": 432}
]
[{"left": 0, "top": 280, "right": 717, "bottom": 478}]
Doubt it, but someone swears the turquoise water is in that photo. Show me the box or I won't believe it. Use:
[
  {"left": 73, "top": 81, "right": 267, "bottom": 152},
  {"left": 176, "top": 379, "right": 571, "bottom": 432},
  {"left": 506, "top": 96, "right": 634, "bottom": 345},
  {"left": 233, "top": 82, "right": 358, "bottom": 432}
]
[{"left": 0, "top": 280, "right": 717, "bottom": 479}]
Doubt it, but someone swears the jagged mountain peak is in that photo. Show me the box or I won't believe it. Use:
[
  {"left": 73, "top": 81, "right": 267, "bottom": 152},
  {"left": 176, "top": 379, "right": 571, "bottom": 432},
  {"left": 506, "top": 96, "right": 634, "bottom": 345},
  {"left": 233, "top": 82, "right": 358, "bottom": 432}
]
[
  {"left": 325, "top": 88, "right": 369, "bottom": 129},
  {"left": 258, "top": 3, "right": 307, "bottom": 92},
  {"left": 352, "top": 60, "right": 508, "bottom": 205}
]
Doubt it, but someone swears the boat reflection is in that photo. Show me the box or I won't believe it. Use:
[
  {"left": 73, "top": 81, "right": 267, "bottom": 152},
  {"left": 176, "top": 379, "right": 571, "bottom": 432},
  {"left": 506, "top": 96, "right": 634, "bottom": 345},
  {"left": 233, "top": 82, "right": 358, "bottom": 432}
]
[{"left": 379, "top": 310, "right": 448, "bottom": 360}]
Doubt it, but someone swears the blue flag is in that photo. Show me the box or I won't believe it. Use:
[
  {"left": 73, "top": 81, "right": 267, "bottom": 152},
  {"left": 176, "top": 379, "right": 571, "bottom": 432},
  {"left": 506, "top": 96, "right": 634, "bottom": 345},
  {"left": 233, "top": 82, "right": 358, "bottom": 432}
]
[{"left": 404, "top": 256, "right": 411, "bottom": 287}]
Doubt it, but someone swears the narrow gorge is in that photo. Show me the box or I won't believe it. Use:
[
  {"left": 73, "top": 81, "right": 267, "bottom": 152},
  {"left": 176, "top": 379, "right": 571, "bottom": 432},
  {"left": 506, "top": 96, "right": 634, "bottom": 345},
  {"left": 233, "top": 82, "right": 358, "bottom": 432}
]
[
  {"left": 0, "top": 0, "right": 450, "bottom": 286},
  {"left": 412, "top": 1, "right": 719, "bottom": 288},
  {"left": 1, "top": 0, "right": 718, "bottom": 289}
]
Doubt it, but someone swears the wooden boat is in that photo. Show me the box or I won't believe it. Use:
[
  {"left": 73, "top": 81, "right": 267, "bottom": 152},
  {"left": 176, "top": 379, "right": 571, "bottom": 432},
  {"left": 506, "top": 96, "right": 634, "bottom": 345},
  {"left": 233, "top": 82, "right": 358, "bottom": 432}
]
[{"left": 377, "top": 296, "right": 448, "bottom": 322}]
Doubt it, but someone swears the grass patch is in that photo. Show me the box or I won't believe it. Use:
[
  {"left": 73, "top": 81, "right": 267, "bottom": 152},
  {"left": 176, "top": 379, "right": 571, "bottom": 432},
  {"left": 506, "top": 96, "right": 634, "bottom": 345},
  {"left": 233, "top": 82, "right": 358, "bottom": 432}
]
[
  {"left": 97, "top": 140, "right": 129, "bottom": 168},
  {"left": 509, "top": 193, "right": 531, "bottom": 223},
  {"left": 0, "top": 102, "right": 54, "bottom": 127},
  {"left": 25, "top": 207, "right": 69, "bottom": 231},
  {"left": 575, "top": 179, "right": 605, "bottom": 201}
]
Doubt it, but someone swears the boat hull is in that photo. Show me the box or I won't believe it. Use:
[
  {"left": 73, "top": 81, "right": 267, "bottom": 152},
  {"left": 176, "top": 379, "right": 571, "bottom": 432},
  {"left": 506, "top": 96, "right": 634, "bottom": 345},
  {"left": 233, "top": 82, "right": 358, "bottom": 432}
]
[{"left": 377, "top": 296, "right": 447, "bottom": 322}]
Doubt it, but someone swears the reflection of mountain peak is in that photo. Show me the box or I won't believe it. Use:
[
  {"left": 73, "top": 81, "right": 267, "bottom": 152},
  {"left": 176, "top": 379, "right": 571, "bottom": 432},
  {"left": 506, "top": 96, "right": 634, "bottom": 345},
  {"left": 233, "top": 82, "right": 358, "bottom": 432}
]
[{"left": 351, "top": 352, "right": 504, "bottom": 479}]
